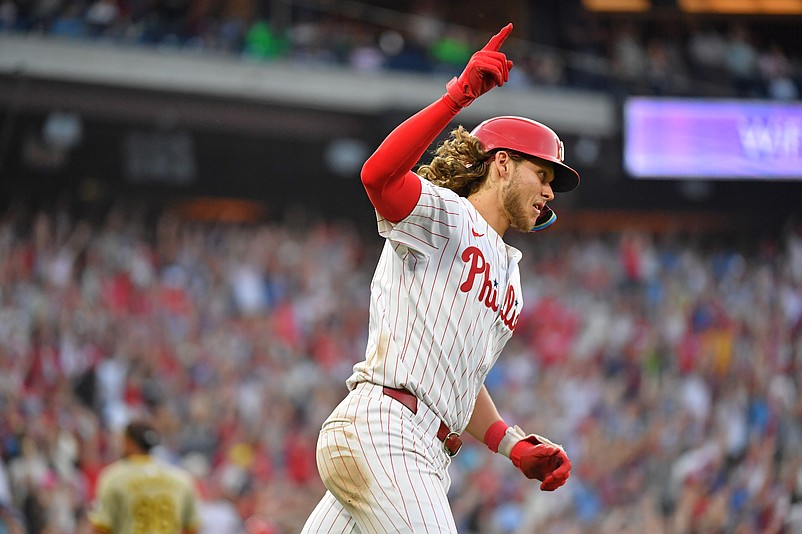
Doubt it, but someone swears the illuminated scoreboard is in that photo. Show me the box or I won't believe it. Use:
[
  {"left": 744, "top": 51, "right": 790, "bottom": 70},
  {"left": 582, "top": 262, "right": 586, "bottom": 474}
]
[{"left": 582, "top": 0, "right": 802, "bottom": 13}]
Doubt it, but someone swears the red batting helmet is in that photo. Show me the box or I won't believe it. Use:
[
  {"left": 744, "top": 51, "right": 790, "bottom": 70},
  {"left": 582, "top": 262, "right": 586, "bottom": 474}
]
[{"left": 470, "top": 116, "right": 580, "bottom": 192}]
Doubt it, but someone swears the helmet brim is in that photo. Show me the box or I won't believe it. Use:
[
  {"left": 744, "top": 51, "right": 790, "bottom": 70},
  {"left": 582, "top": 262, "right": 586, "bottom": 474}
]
[{"left": 552, "top": 161, "right": 580, "bottom": 193}]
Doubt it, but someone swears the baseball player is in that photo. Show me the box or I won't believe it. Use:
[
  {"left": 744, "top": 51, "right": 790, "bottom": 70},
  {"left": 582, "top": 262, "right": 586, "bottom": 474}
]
[
  {"left": 302, "top": 23, "right": 575, "bottom": 533},
  {"left": 88, "top": 420, "right": 201, "bottom": 534}
]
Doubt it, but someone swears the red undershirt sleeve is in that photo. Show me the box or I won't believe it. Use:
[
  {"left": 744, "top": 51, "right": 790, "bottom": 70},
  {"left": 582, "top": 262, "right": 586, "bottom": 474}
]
[{"left": 361, "top": 94, "right": 462, "bottom": 222}]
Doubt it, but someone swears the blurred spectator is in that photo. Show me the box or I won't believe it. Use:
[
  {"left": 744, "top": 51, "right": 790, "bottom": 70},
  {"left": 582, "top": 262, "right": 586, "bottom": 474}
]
[
  {"left": 560, "top": 7, "right": 608, "bottom": 90},
  {"left": 687, "top": 23, "right": 728, "bottom": 72},
  {"left": 85, "top": 0, "right": 120, "bottom": 37},
  {"left": 759, "top": 42, "right": 799, "bottom": 101},
  {"left": 0, "top": 0, "right": 17, "bottom": 31},
  {"left": 195, "top": 468, "right": 244, "bottom": 534},
  {"left": 347, "top": 25, "right": 385, "bottom": 72},
  {"left": 608, "top": 22, "right": 648, "bottom": 94},
  {"left": 428, "top": 26, "right": 473, "bottom": 75},
  {"left": 384, "top": 29, "right": 433, "bottom": 73},
  {"left": 244, "top": 20, "right": 289, "bottom": 61},
  {"left": 0, "top": 501, "right": 24, "bottom": 534},
  {"left": 50, "top": 4, "right": 87, "bottom": 38},
  {"left": 725, "top": 23, "right": 762, "bottom": 98},
  {"left": 644, "top": 37, "right": 688, "bottom": 96}
]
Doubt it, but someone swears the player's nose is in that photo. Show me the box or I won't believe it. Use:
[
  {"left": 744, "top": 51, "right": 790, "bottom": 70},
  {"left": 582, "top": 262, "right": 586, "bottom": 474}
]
[{"left": 541, "top": 182, "right": 555, "bottom": 201}]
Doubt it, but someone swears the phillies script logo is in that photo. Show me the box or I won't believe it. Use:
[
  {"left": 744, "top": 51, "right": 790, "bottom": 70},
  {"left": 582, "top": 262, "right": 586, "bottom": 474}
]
[{"left": 459, "top": 246, "right": 519, "bottom": 330}]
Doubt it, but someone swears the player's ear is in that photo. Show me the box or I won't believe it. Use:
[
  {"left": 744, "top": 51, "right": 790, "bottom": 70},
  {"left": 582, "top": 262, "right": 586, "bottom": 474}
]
[{"left": 492, "top": 150, "right": 513, "bottom": 180}]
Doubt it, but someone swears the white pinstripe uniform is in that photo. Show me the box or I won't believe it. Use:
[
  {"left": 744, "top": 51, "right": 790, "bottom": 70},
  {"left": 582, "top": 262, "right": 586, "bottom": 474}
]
[{"left": 302, "top": 175, "right": 523, "bottom": 533}]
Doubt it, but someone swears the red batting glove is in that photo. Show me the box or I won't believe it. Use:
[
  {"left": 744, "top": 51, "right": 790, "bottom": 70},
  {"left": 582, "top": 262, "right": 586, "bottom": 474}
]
[
  {"left": 444, "top": 23, "right": 514, "bottom": 109},
  {"left": 510, "top": 435, "right": 572, "bottom": 491},
  {"left": 484, "top": 421, "right": 572, "bottom": 491}
]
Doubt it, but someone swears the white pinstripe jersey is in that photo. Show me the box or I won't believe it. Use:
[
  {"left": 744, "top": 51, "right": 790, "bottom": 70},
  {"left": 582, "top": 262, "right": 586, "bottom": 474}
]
[{"left": 347, "top": 175, "right": 523, "bottom": 434}]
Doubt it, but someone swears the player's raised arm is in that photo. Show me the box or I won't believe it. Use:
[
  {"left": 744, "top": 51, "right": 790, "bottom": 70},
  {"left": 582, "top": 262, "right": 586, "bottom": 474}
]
[{"left": 360, "top": 24, "right": 515, "bottom": 222}]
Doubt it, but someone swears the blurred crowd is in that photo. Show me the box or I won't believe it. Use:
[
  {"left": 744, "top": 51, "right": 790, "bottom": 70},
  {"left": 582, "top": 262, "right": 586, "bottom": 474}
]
[
  {"left": 0, "top": 0, "right": 800, "bottom": 100},
  {"left": 0, "top": 200, "right": 800, "bottom": 533}
]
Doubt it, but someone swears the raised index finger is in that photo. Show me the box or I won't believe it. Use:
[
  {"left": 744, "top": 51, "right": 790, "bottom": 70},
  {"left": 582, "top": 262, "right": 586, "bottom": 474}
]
[{"left": 483, "top": 23, "right": 513, "bottom": 52}]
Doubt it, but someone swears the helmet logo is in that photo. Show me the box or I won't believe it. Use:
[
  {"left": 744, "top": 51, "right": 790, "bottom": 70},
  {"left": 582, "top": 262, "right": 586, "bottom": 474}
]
[{"left": 556, "top": 139, "right": 564, "bottom": 162}]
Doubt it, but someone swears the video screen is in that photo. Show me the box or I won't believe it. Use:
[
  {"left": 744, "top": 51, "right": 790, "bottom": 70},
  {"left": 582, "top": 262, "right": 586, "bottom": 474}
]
[{"left": 623, "top": 97, "right": 802, "bottom": 180}]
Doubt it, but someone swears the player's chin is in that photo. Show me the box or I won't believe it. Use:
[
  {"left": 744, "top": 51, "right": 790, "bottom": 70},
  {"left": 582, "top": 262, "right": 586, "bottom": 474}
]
[
  {"left": 510, "top": 208, "right": 537, "bottom": 232},
  {"left": 511, "top": 218, "right": 535, "bottom": 233},
  {"left": 524, "top": 210, "right": 540, "bottom": 231}
]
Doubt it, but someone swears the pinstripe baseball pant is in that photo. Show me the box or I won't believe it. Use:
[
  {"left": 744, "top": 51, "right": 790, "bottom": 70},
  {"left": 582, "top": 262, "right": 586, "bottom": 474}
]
[{"left": 301, "top": 382, "right": 457, "bottom": 533}]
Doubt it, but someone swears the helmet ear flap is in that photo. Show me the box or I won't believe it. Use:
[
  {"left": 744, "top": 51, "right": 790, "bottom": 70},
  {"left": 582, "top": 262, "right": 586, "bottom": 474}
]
[{"left": 530, "top": 206, "right": 556, "bottom": 232}]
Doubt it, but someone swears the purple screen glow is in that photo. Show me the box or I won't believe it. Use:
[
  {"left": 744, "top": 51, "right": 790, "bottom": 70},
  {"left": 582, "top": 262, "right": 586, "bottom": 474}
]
[{"left": 623, "top": 98, "right": 802, "bottom": 179}]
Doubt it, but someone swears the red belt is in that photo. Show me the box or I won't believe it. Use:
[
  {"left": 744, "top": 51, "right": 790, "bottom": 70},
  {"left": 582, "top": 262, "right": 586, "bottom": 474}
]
[{"left": 382, "top": 386, "right": 462, "bottom": 457}]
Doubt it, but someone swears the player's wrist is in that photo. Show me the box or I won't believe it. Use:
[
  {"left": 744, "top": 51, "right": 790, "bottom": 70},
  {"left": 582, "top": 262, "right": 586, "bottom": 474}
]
[
  {"left": 483, "top": 420, "right": 508, "bottom": 453},
  {"left": 498, "top": 425, "right": 527, "bottom": 458},
  {"left": 484, "top": 421, "right": 528, "bottom": 458},
  {"left": 443, "top": 77, "right": 474, "bottom": 110}
]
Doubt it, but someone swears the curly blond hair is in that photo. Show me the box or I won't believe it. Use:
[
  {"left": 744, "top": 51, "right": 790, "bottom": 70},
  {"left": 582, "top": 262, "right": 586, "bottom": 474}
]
[{"left": 417, "top": 126, "right": 493, "bottom": 198}]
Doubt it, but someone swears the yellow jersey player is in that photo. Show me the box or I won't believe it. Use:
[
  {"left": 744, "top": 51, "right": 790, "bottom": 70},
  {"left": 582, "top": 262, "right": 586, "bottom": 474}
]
[{"left": 88, "top": 420, "right": 201, "bottom": 534}]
